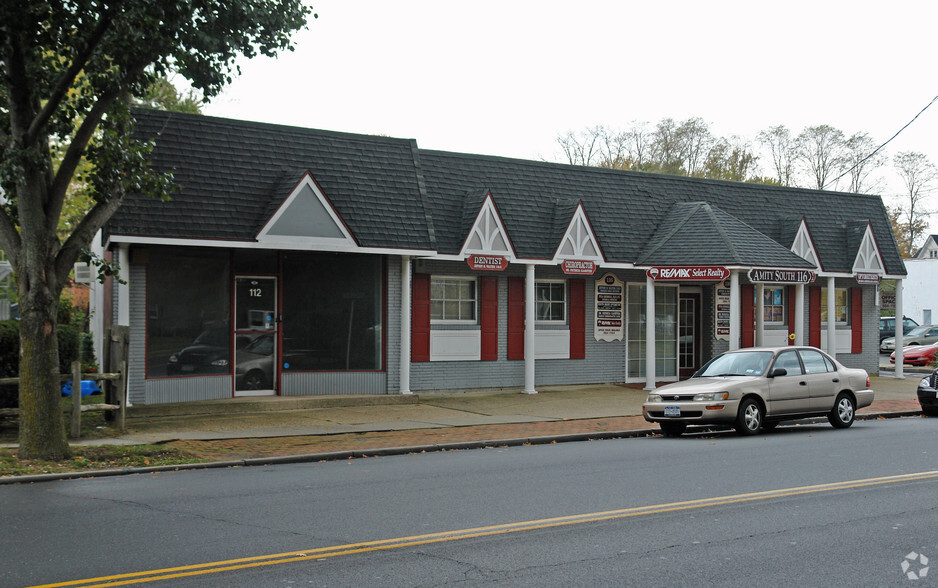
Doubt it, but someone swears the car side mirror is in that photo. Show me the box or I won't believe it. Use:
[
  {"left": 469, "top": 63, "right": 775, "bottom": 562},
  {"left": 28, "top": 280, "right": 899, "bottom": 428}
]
[{"left": 768, "top": 368, "right": 787, "bottom": 378}]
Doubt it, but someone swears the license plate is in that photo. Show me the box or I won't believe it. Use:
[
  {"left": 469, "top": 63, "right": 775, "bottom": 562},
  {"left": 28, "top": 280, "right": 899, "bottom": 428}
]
[{"left": 664, "top": 406, "right": 681, "bottom": 417}]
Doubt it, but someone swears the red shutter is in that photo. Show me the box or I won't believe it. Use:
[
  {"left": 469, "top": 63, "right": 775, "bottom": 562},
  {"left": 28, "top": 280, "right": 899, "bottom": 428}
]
[
  {"left": 480, "top": 276, "right": 498, "bottom": 361},
  {"left": 741, "top": 284, "right": 755, "bottom": 348},
  {"left": 412, "top": 273, "right": 430, "bottom": 362},
  {"left": 569, "top": 279, "right": 585, "bottom": 359},
  {"left": 809, "top": 286, "right": 821, "bottom": 348},
  {"left": 508, "top": 276, "right": 525, "bottom": 360},
  {"left": 851, "top": 287, "right": 863, "bottom": 353},
  {"left": 787, "top": 286, "right": 796, "bottom": 345}
]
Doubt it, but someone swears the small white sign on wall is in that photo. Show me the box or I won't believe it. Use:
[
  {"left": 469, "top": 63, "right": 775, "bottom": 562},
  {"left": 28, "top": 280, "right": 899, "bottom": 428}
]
[
  {"left": 715, "top": 280, "right": 731, "bottom": 341},
  {"left": 594, "top": 273, "right": 624, "bottom": 342}
]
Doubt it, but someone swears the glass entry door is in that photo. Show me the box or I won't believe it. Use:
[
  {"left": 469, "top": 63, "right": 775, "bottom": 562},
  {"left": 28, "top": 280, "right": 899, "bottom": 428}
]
[
  {"left": 234, "top": 277, "right": 277, "bottom": 396},
  {"left": 679, "top": 293, "right": 701, "bottom": 378}
]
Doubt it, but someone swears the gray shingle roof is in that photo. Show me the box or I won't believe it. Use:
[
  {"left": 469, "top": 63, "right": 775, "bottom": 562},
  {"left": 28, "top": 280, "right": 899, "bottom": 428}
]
[
  {"left": 637, "top": 202, "right": 815, "bottom": 268},
  {"left": 108, "top": 109, "right": 434, "bottom": 250},
  {"left": 110, "top": 111, "right": 907, "bottom": 277}
]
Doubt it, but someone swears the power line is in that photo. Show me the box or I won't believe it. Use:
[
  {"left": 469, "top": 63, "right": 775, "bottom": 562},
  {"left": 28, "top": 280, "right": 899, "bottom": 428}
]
[{"left": 825, "top": 94, "right": 938, "bottom": 190}]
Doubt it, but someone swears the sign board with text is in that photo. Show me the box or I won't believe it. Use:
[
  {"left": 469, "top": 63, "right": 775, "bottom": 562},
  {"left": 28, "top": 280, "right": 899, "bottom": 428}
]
[
  {"left": 561, "top": 259, "right": 596, "bottom": 275},
  {"left": 748, "top": 269, "right": 816, "bottom": 284},
  {"left": 647, "top": 266, "right": 729, "bottom": 281},
  {"left": 594, "top": 273, "right": 624, "bottom": 341},
  {"left": 466, "top": 254, "right": 509, "bottom": 271}
]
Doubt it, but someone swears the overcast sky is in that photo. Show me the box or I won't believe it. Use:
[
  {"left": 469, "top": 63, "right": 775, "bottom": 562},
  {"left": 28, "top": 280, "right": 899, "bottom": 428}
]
[{"left": 204, "top": 0, "right": 938, "bottom": 238}]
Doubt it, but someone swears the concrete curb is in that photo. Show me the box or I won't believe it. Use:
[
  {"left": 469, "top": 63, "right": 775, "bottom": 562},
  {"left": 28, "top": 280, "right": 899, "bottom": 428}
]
[{"left": 1, "top": 410, "right": 926, "bottom": 486}]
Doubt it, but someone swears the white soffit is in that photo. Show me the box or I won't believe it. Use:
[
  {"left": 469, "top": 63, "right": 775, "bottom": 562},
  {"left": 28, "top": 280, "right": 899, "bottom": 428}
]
[
  {"left": 256, "top": 172, "right": 358, "bottom": 250},
  {"left": 852, "top": 223, "right": 885, "bottom": 274},
  {"left": 459, "top": 192, "right": 515, "bottom": 259},
  {"left": 791, "top": 218, "right": 821, "bottom": 269},
  {"left": 552, "top": 202, "right": 604, "bottom": 263}
]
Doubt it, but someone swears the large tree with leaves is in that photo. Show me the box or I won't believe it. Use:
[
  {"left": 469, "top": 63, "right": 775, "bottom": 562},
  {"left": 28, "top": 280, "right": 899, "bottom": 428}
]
[{"left": 0, "top": 0, "right": 313, "bottom": 459}]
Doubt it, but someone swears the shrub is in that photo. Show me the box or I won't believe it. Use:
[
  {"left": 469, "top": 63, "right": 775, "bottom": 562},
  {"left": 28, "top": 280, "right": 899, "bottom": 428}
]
[{"left": 0, "top": 320, "right": 81, "bottom": 409}]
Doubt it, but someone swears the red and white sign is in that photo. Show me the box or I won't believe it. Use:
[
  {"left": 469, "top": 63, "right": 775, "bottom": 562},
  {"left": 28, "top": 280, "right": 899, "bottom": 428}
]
[
  {"left": 561, "top": 259, "right": 596, "bottom": 275},
  {"left": 855, "top": 272, "right": 881, "bottom": 285},
  {"left": 467, "top": 254, "right": 509, "bottom": 271},
  {"left": 647, "top": 266, "right": 729, "bottom": 281}
]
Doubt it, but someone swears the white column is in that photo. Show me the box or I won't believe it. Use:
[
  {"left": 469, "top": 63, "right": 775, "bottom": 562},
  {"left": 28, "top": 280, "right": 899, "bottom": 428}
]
[
  {"left": 755, "top": 283, "right": 765, "bottom": 347},
  {"left": 117, "top": 244, "right": 130, "bottom": 326},
  {"left": 645, "top": 275, "right": 656, "bottom": 391},
  {"left": 794, "top": 284, "right": 805, "bottom": 346},
  {"left": 523, "top": 263, "right": 537, "bottom": 394},
  {"left": 826, "top": 276, "right": 837, "bottom": 356},
  {"left": 399, "top": 256, "right": 412, "bottom": 395},
  {"left": 895, "top": 279, "right": 904, "bottom": 379},
  {"left": 729, "top": 271, "right": 740, "bottom": 350}
]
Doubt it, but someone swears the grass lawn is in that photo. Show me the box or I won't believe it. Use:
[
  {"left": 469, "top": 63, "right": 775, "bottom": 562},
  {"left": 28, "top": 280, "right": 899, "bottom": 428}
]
[{"left": 0, "top": 392, "right": 206, "bottom": 478}]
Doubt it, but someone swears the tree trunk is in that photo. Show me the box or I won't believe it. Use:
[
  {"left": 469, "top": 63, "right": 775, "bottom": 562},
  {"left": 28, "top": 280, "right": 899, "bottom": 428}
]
[{"left": 17, "top": 293, "right": 70, "bottom": 460}]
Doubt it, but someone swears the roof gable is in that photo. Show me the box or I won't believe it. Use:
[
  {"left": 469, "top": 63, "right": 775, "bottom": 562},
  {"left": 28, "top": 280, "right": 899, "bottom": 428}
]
[
  {"left": 790, "top": 218, "right": 821, "bottom": 269},
  {"left": 459, "top": 192, "right": 515, "bottom": 259},
  {"left": 256, "top": 172, "right": 358, "bottom": 250},
  {"left": 850, "top": 222, "right": 885, "bottom": 274},
  {"left": 552, "top": 202, "right": 604, "bottom": 263}
]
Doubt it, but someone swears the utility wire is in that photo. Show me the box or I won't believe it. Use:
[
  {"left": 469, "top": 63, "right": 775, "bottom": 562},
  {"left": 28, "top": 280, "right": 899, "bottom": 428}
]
[{"left": 825, "top": 94, "right": 938, "bottom": 190}]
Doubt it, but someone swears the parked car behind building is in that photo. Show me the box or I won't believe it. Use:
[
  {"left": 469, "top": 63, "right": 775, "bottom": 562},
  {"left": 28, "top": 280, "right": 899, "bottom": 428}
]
[
  {"left": 880, "top": 324, "right": 938, "bottom": 352},
  {"left": 879, "top": 316, "right": 919, "bottom": 345}
]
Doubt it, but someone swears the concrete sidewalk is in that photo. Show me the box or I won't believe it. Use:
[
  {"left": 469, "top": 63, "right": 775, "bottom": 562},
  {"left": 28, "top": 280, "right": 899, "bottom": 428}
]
[{"left": 68, "top": 374, "right": 926, "bottom": 448}]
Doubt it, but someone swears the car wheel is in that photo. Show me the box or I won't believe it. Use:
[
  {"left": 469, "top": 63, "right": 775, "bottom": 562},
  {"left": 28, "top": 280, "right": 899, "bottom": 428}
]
[
  {"left": 922, "top": 406, "right": 938, "bottom": 417},
  {"left": 734, "top": 398, "right": 763, "bottom": 435},
  {"left": 659, "top": 422, "right": 687, "bottom": 437},
  {"left": 243, "top": 370, "right": 267, "bottom": 390},
  {"left": 828, "top": 393, "right": 856, "bottom": 429}
]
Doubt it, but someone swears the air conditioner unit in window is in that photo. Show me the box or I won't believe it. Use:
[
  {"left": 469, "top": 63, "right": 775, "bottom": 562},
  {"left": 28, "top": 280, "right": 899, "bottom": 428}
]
[{"left": 73, "top": 262, "right": 93, "bottom": 284}]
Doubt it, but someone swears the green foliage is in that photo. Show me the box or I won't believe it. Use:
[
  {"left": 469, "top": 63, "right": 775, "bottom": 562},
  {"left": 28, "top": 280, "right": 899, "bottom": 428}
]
[
  {"left": 1, "top": 0, "right": 314, "bottom": 458},
  {"left": 0, "top": 320, "right": 80, "bottom": 408}
]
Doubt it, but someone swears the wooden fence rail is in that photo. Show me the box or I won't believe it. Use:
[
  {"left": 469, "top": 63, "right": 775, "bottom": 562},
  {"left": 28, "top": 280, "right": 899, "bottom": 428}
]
[{"left": 0, "top": 359, "right": 127, "bottom": 437}]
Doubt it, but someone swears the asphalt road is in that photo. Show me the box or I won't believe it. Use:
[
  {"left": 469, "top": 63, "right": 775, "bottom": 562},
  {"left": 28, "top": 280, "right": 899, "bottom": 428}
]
[{"left": 2, "top": 416, "right": 937, "bottom": 587}]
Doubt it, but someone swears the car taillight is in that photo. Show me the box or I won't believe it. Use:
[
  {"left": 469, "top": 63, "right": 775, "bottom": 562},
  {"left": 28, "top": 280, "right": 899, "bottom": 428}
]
[{"left": 866, "top": 376, "right": 871, "bottom": 388}]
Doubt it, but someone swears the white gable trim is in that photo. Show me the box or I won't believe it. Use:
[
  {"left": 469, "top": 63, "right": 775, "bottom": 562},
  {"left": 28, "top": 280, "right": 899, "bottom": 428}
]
[
  {"left": 852, "top": 223, "right": 885, "bottom": 274},
  {"left": 791, "top": 218, "right": 821, "bottom": 269},
  {"left": 256, "top": 172, "right": 358, "bottom": 250},
  {"left": 552, "top": 202, "right": 604, "bottom": 263},
  {"left": 459, "top": 192, "right": 515, "bottom": 260}
]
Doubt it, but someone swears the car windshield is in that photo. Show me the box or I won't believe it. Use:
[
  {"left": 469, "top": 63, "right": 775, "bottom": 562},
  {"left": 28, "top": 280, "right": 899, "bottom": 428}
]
[
  {"left": 905, "top": 326, "right": 931, "bottom": 337},
  {"left": 695, "top": 351, "right": 774, "bottom": 377}
]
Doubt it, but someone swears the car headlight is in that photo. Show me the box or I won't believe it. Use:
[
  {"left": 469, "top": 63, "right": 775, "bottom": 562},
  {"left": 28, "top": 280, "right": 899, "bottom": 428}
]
[
  {"left": 693, "top": 392, "right": 730, "bottom": 401},
  {"left": 647, "top": 394, "right": 662, "bottom": 403},
  {"left": 922, "top": 378, "right": 931, "bottom": 388},
  {"left": 210, "top": 358, "right": 229, "bottom": 367}
]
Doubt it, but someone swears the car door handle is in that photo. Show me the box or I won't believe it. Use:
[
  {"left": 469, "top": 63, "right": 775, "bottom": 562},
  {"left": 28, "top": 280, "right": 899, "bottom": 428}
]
[
  {"left": 799, "top": 381, "right": 807, "bottom": 386},
  {"left": 832, "top": 378, "right": 839, "bottom": 383}
]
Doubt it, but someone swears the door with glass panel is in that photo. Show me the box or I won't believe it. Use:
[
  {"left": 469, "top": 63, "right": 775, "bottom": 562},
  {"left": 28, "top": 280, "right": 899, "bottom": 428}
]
[
  {"left": 234, "top": 276, "right": 277, "bottom": 396},
  {"left": 679, "top": 294, "right": 701, "bottom": 378}
]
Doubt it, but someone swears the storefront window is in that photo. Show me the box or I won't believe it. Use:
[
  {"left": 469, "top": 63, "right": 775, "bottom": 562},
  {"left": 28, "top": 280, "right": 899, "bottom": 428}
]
[
  {"left": 281, "top": 252, "right": 383, "bottom": 371},
  {"left": 760, "top": 286, "right": 785, "bottom": 324},
  {"left": 146, "top": 247, "right": 231, "bottom": 378},
  {"left": 430, "top": 277, "right": 476, "bottom": 322},
  {"left": 627, "top": 284, "right": 677, "bottom": 379},
  {"left": 536, "top": 281, "right": 566, "bottom": 322},
  {"left": 821, "top": 288, "right": 848, "bottom": 324}
]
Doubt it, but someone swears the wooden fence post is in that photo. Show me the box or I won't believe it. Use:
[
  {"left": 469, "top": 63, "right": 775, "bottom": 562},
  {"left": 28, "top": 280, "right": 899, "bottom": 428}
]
[
  {"left": 70, "top": 360, "right": 81, "bottom": 438},
  {"left": 116, "top": 360, "right": 127, "bottom": 432}
]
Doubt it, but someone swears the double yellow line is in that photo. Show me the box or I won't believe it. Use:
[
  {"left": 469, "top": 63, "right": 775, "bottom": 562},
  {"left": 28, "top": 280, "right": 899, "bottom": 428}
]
[{"left": 32, "top": 470, "right": 938, "bottom": 587}]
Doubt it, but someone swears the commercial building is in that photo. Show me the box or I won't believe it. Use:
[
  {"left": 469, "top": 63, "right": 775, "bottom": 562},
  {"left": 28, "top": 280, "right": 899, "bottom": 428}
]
[{"left": 96, "top": 110, "right": 906, "bottom": 405}]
